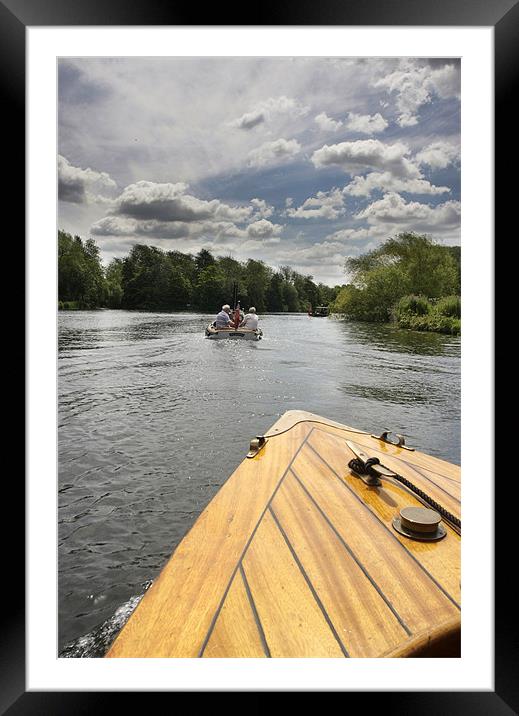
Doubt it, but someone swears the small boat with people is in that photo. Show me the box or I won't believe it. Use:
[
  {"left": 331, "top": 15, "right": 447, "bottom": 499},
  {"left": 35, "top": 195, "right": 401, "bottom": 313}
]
[
  {"left": 205, "top": 284, "right": 263, "bottom": 340},
  {"left": 106, "top": 409, "right": 460, "bottom": 658},
  {"left": 205, "top": 324, "right": 263, "bottom": 340}
]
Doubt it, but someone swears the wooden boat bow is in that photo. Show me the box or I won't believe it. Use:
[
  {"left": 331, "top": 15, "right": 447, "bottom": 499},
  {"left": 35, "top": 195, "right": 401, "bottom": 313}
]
[{"left": 106, "top": 410, "right": 460, "bottom": 658}]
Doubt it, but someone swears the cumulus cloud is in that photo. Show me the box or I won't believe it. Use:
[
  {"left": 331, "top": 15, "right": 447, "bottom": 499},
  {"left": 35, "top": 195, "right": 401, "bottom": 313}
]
[
  {"left": 91, "top": 216, "right": 190, "bottom": 238},
  {"left": 247, "top": 138, "right": 301, "bottom": 167},
  {"left": 375, "top": 60, "right": 460, "bottom": 127},
  {"left": 312, "top": 139, "right": 420, "bottom": 179},
  {"left": 250, "top": 198, "right": 274, "bottom": 219},
  {"left": 246, "top": 219, "right": 283, "bottom": 239},
  {"left": 343, "top": 171, "right": 450, "bottom": 197},
  {"left": 111, "top": 181, "right": 253, "bottom": 224},
  {"left": 286, "top": 188, "right": 345, "bottom": 220},
  {"left": 58, "top": 154, "right": 116, "bottom": 204},
  {"left": 415, "top": 141, "right": 460, "bottom": 169},
  {"left": 90, "top": 180, "right": 283, "bottom": 246},
  {"left": 345, "top": 112, "right": 388, "bottom": 134},
  {"left": 314, "top": 112, "right": 343, "bottom": 132},
  {"left": 232, "top": 96, "right": 309, "bottom": 130},
  {"left": 355, "top": 192, "right": 461, "bottom": 234}
]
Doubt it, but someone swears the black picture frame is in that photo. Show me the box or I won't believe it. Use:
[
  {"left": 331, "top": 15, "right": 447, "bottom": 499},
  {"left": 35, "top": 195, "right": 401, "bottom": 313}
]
[{"left": 11, "top": 0, "right": 507, "bottom": 712}]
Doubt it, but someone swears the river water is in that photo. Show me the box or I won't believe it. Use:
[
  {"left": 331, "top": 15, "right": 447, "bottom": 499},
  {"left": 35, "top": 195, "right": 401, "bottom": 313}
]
[{"left": 58, "top": 310, "right": 460, "bottom": 655}]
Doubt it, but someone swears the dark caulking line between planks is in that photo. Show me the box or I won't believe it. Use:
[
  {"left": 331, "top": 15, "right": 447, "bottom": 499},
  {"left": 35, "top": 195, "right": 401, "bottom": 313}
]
[
  {"left": 198, "top": 426, "right": 315, "bottom": 657},
  {"left": 305, "top": 440, "right": 461, "bottom": 611},
  {"left": 239, "top": 565, "right": 271, "bottom": 658},
  {"left": 290, "top": 468, "right": 412, "bottom": 637},
  {"left": 268, "top": 505, "right": 350, "bottom": 657}
]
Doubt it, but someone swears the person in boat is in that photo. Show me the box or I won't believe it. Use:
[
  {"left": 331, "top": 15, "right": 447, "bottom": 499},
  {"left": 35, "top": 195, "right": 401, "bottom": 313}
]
[
  {"left": 239, "top": 307, "right": 259, "bottom": 330},
  {"left": 215, "top": 304, "right": 236, "bottom": 329}
]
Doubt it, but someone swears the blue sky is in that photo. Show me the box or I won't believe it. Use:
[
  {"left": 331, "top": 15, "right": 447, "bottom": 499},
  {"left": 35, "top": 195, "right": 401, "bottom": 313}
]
[{"left": 58, "top": 57, "right": 460, "bottom": 285}]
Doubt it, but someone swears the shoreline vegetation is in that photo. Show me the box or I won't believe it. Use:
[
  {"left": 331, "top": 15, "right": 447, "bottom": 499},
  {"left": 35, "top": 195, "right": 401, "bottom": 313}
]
[{"left": 58, "top": 230, "right": 460, "bottom": 335}]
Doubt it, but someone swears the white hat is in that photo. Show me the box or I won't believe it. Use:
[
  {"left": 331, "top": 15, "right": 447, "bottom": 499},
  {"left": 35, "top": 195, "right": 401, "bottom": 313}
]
[
  {"left": 248, "top": 307, "right": 256, "bottom": 313},
  {"left": 222, "top": 304, "right": 231, "bottom": 312}
]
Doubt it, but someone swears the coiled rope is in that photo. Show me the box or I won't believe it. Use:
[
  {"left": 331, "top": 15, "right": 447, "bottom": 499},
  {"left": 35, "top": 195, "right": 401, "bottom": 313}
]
[{"left": 348, "top": 455, "right": 461, "bottom": 533}]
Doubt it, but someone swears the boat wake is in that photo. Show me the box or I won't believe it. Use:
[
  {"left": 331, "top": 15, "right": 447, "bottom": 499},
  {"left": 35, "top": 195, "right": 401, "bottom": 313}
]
[{"left": 59, "top": 581, "right": 153, "bottom": 658}]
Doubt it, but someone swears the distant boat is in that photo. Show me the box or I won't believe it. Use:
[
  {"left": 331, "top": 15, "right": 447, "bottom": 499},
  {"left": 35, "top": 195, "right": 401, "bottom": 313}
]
[
  {"left": 205, "top": 324, "right": 263, "bottom": 340},
  {"left": 106, "top": 410, "right": 460, "bottom": 658},
  {"left": 312, "top": 305, "right": 329, "bottom": 317}
]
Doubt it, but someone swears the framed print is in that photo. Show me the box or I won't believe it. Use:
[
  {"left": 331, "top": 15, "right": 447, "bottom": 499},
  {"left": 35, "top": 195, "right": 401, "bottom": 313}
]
[{"left": 10, "top": 0, "right": 509, "bottom": 710}]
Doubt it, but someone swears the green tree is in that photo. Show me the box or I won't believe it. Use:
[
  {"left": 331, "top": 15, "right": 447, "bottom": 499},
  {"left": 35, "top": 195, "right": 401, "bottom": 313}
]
[
  {"left": 105, "top": 258, "right": 124, "bottom": 308},
  {"left": 281, "top": 280, "right": 300, "bottom": 312},
  {"left": 195, "top": 264, "right": 227, "bottom": 311},
  {"left": 195, "top": 248, "right": 216, "bottom": 273},
  {"left": 58, "top": 231, "right": 106, "bottom": 308},
  {"left": 243, "top": 259, "right": 271, "bottom": 312},
  {"left": 267, "top": 273, "right": 286, "bottom": 312}
]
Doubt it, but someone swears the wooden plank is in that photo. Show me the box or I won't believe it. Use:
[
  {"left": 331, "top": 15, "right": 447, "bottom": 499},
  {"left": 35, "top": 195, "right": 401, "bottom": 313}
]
[
  {"left": 242, "top": 510, "right": 346, "bottom": 657},
  {"left": 107, "top": 422, "right": 311, "bottom": 657},
  {"left": 203, "top": 568, "right": 267, "bottom": 658},
  {"left": 271, "top": 473, "right": 408, "bottom": 656},
  {"left": 291, "top": 439, "right": 460, "bottom": 626},
  {"left": 305, "top": 430, "right": 461, "bottom": 603}
]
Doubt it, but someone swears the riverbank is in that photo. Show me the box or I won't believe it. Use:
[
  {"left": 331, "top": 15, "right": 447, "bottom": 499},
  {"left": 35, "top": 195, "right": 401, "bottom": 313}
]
[{"left": 331, "top": 294, "right": 461, "bottom": 336}]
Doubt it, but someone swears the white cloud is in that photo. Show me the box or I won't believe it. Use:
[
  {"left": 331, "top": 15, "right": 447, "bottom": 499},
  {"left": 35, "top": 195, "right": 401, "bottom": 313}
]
[
  {"left": 110, "top": 181, "right": 253, "bottom": 224},
  {"left": 247, "top": 138, "right": 301, "bottom": 167},
  {"left": 355, "top": 192, "right": 461, "bottom": 234},
  {"left": 343, "top": 171, "right": 450, "bottom": 197},
  {"left": 325, "top": 227, "right": 374, "bottom": 243},
  {"left": 415, "top": 141, "right": 460, "bottom": 169},
  {"left": 375, "top": 60, "right": 460, "bottom": 127},
  {"left": 250, "top": 198, "right": 274, "bottom": 219},
  {"left": 232, "top": 95, "right": 309, "bottom": 130},
  {"left": 91, "top": 216, "right": 190, "bottom": 239},
  {"left": 246, "top": 219, "right": 283, "bottom": 239},
  {"left": 345, "top": 112, "right": 388, "bottom": 134},
  {"left": 312, "top": 139, "right": 420, "bottom": 179},
  {"left": 286, "top": 188, "right": 345, "bottom": 220},
  {"left": 430, "top": 64, "right": 461, "bottom": 100},
  {"left": 58, "top": 154, "right": 116, "bottom": 204},
  {"left": 314, "top": 112, "right": 343, "bottom": 132},
  {"left": 274, "top": 241, "right": 348, "bottom": 272}
]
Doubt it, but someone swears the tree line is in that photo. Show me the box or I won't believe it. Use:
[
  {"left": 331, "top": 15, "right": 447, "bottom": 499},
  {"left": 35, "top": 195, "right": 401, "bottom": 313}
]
[{"left": 58, "top": 230, "right": 341, "bottom": 312}]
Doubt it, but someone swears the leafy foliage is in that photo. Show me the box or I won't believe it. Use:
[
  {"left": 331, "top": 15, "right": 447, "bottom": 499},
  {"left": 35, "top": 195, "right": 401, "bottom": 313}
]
[{"left": 331, "top": 233, "right": 461, "bottom": 333}]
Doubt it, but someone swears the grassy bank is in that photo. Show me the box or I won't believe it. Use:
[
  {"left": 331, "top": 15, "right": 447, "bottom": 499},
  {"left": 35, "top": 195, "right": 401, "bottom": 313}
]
[
  {"left": 58, "top": 301, "right": 83, "bottom": 311},
  {"left": 392, "top": 295, "right": 460, "bottom": 335}
]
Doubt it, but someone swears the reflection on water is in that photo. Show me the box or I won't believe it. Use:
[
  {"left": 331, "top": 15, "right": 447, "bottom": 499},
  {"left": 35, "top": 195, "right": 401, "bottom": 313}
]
[{"left": 58, "top": 310, "right": 460, "bottom": 653}]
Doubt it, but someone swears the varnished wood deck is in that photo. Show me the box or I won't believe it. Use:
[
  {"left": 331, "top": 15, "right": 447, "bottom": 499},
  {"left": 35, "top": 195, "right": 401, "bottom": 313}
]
[{"left": 106, "top": 410, "right": 460, "bottom": 658}]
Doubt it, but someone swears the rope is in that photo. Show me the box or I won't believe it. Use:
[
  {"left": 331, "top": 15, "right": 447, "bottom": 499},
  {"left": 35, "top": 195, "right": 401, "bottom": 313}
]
[
  {"left": 348, "top": 456, "right": 461, "bottom": 532},
  {"left": 262, "top": 419, "right": 370, "bottom": 440}
]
